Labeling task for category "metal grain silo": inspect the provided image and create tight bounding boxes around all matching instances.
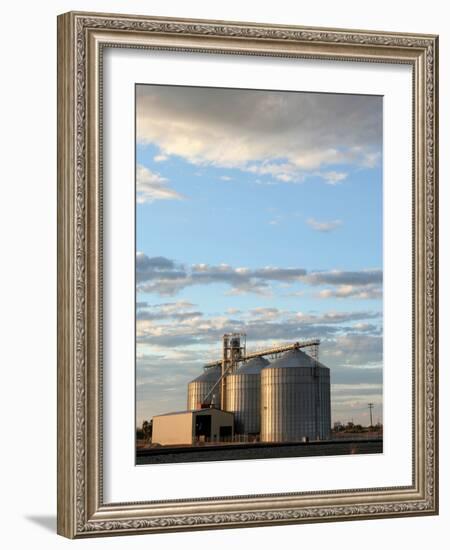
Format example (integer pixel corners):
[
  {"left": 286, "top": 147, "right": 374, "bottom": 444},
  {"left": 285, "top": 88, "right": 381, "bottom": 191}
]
[
  {"left": 260, "top": 349, "right": 330, "bottom": 442},
  {"left": 225, "top": 356, "right": 269, "bottom": 435},
  {"left": 187, "top": 366, "right": 221, "bottom": 410}
]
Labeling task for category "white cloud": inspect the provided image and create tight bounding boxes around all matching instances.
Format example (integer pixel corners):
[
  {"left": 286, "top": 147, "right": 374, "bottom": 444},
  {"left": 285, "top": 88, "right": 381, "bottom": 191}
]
[
  {"left": 303, "top": 269, "right": 382, "bottom": 286},
  {"left": 136, "top": 86, "right": 382, "bottom": 182},
  {"left": 321, "top": 171, "right": 348, "bottom": 185},
  {"left": 137, "top": 254, "right": 308, "bottom": 295},
  {"left": 136, "top": 164, "right": 184, "bottom": 203},
  {"left": 352, "top": 322, "right": 376, "bottom": 331},
  {"left": 322, "top": 333, "right": 382, "bottom": 365},
  {"left": 248, "top": 307, "right": 282, "bottom": 320},
  {"left": 153, "top": 153, "right": 169, "bottom": 162},
  {"left": 247, "top": 162, "right": 305, "bottom": 183},
  {"left": 318, "top": 284, "right": 382, "bottom": 300},
  {"left": 137, "top": 301, "right": 203, "bottom": 322},
  {"left": 248, "top": 164, "right": 349, "bottom": 186},
  {"left": 307, "top": 218, "right": 343, "bottom": 232},
  {"left": 137, "top": 304, "right": 381, "bottom": 348}
]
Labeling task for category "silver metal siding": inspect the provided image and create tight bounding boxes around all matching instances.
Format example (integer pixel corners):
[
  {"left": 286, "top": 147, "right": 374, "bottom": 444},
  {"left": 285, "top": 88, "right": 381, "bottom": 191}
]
[
  {"left": 261, "top": 365, "right": 331, "bottom": 442},
  {"left": 225, "top": 373, "right": 261, "bottom": 434},
  {"left": 186, "top": 366, "right": 222, "bottom": 410}
]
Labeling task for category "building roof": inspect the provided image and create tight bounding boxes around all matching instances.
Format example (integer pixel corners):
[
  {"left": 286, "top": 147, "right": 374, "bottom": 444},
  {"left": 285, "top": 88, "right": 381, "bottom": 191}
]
[{"left": 154, "top": 410, "right": 192, "bottom": 417}]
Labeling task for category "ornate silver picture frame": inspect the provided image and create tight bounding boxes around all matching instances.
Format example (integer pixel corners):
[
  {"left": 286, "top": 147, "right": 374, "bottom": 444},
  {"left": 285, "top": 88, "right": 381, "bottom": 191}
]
[{"left": 57, "top": 11, "right": 438, "bottom": 538}]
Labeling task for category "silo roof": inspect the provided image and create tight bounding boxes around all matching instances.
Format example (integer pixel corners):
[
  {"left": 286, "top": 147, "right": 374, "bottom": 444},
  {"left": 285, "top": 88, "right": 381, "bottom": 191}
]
[
  {"left": 190, "top": 365, "right": 221, "bottom": 383},
  {"left": 267, "top": 348, "right": 324, "bottom": 369},
  {"left": 237, "top": 356, "right": 270, "bottom": 374}
]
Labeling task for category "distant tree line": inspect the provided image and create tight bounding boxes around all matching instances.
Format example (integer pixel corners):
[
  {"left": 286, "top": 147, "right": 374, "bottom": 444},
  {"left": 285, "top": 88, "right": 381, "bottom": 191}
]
[
  {"left": 136, "top": 420, "right": 152, "bottom": 443},
  {"left": 332, "top": 421, "right": 383, "bottom": 434}
]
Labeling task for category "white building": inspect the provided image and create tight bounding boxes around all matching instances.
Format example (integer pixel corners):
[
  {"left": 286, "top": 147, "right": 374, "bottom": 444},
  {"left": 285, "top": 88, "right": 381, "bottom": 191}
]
[{"left": 152, "top": 408, "right": 234, "bottom": 446}]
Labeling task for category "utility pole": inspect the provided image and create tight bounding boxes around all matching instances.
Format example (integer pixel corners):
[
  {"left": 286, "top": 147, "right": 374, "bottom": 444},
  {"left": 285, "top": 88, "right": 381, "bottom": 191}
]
[{"left": 368, "top": 403, "right": 374, "bottom": 428}]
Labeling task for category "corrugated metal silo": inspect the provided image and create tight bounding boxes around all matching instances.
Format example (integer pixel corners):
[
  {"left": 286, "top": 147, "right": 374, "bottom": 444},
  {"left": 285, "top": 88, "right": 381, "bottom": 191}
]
[
  {"left": 187, "top": 366, "right": 221, "bottom": 410},
  {"left": 260, "top": 349, "right": 331, "bottom": 442},
  {"left": 225, "top": 356, "right": 269, "bottom": 434}
]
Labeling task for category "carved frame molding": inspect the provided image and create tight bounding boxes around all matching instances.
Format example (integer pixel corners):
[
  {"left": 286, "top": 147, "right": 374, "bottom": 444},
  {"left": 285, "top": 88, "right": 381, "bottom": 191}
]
[{"left": 57, "top": 12, "right": 438, "bottom": 538}]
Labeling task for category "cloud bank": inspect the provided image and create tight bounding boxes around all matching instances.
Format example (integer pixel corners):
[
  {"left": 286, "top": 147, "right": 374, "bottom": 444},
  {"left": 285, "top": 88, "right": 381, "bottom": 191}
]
[
  {"left": 137, "top": 85, "right": 382, "bottom": 184},
  {"left": 136, "top": 253, "right": 382, "bottom": 298}
]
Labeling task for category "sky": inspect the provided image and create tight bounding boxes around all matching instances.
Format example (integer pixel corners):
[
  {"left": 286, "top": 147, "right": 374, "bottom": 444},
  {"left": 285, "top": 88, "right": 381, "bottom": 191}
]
[{"left": 135, "top": 84, "right": 383, "bottom": 427}]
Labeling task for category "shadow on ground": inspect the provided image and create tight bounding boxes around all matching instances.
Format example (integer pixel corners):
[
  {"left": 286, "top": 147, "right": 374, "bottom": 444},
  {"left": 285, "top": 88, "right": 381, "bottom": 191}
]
[{"left": 25, "top": 515, "right": 56, "bottom": 533}]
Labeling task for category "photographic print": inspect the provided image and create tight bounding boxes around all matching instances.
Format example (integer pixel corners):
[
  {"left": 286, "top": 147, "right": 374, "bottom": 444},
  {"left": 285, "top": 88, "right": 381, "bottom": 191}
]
[{"left": 135, "top": 84, "right": 383, "bottom": 465}]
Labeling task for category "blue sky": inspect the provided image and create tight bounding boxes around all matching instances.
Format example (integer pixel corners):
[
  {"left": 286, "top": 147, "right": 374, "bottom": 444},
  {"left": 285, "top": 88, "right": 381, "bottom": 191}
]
[{"left": 135, "top": 85, "right": 383, "bottom": 426}]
